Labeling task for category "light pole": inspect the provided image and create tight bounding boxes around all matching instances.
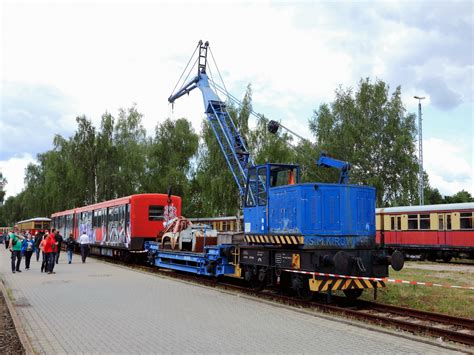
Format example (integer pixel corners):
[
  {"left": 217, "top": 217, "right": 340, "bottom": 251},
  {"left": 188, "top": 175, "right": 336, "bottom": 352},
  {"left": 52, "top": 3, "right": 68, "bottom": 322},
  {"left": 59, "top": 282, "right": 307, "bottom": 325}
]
[{"left": 414, "top": 96, "right": 425, "bottom": 205}]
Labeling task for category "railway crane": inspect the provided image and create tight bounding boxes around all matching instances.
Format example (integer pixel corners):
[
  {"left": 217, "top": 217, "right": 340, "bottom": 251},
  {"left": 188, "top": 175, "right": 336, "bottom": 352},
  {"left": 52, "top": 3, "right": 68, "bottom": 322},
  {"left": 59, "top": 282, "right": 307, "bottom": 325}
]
[{"left": 162, "top": 40, "right": 403, "bottom": 299}]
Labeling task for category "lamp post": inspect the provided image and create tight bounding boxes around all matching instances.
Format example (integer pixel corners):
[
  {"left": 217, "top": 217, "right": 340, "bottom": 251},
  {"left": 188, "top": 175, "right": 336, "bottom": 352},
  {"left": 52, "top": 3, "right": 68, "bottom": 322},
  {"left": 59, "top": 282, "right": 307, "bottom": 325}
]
[{"left": 414, "top": 96, "right": 425, "bottom": 205}]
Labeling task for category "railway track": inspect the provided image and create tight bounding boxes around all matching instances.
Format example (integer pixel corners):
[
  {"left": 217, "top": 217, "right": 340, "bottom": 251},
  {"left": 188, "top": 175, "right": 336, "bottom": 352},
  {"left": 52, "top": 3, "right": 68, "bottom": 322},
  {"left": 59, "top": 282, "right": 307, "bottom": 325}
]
[{"left": 97, "top": 256, "right": 474, "bottom": 348}]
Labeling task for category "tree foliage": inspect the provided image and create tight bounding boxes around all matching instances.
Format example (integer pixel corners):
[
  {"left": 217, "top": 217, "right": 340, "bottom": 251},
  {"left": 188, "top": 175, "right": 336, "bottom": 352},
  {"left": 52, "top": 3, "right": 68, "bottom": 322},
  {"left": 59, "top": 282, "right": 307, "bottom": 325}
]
[
  {"left": 0, "top": 172, "right": 6, "bottom": 205},
  {"left": 0, "top": 79, "right": 471, "bottom": 225},
  {"left": 309, "top": 78, "right": 419, "bottom": 207}
]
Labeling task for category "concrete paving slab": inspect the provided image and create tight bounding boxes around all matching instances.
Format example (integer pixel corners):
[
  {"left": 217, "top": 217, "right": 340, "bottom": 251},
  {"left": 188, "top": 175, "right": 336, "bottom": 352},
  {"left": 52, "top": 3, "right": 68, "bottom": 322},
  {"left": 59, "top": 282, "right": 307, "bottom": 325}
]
[{"left": 0, "top": 248, "right": 462, "bottom": 354}]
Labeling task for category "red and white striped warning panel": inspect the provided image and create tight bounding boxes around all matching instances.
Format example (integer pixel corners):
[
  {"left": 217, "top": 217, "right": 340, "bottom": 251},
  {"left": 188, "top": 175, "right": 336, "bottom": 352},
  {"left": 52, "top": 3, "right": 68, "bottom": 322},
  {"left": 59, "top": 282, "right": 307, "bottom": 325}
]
[{"left": 284, "top": 269, "right": 474, "bottom": 290}]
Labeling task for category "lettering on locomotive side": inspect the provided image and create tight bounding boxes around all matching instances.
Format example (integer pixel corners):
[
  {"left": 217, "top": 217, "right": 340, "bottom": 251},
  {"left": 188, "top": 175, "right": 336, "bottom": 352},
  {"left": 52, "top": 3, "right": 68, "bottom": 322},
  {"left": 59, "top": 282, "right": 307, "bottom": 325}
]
[
  {"left": 274, "top": 252, "right": 293, "bottom": 268},
  {"left": 304, "top": 236, "right": 373, "bottom": 248},
  {"left": 241, "top": 249, "right": 270, "bottom": 266}
]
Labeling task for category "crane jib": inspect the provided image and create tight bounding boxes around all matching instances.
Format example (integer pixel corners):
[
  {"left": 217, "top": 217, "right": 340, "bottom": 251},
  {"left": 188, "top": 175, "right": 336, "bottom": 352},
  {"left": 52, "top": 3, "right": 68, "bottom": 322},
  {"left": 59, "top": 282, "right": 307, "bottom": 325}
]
[{"left": 168, "top": 41, "right": 254, "bottom": 198}]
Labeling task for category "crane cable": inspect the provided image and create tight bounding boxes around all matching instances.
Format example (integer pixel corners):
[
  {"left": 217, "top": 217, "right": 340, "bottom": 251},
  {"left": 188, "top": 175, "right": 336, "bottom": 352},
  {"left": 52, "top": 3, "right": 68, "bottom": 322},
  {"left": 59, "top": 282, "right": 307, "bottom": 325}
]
[{"left": 169, "top": 42, "right": 200, "bottom": 100}]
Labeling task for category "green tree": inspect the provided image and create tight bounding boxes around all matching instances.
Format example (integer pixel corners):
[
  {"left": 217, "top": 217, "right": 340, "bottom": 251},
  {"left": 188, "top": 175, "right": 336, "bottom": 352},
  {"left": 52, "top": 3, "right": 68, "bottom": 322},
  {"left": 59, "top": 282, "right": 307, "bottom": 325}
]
[
  {"left": 248, "top": 115, "right": 295, "bottom": 165},
  {"left": 0, "top": 172, "right": 6, "bottom": 205},
  {"left": 113, "top": 106, "right": 147, "bottom": 196},
  {"left": 96, "top": 112, "right": 118, "bottom": 201},
  {"left": 422, "top": 171, "right": 443, "bottom": 205},
  {"left": 309, "top": 78, "right": 419, "bottom": 207},
  {"left": 444, "top": 190, "right": 474, "bottom": 203},
  {"left": 192, "top": 85, "right": 253, "bottom": 217},
  {"left": 146, "top": 117, "right": 199, "bottom": 215}
]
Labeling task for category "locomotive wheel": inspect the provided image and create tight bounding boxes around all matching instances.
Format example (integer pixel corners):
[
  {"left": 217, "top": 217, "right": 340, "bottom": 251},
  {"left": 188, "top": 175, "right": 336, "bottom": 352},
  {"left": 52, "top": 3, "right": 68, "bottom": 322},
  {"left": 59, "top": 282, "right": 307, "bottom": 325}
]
[
  {"left": 442, "top": 256, "right": 452, "bottom": 263},
  {"left": 343, "top": 289, "right": 363, "bottom": 300},
  {"left": 245, "top": 267, "right": 265, "bottom": 292},
  {"left": 291, "top": 275, "right": 313, "bottom": 301},
  {"left": 249, "top": 278, "right": 265, "bottom": 292},
  {"left": 296, "top": 283, "right": 313, "bottom": 301}
]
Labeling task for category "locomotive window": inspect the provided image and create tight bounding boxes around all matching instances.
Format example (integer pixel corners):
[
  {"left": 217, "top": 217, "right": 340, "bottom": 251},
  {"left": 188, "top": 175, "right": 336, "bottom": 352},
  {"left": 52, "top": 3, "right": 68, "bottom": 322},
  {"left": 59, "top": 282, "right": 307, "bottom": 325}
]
[
  {"left": 258, "top": 168, "right": 267, "bottom": 206},
  {"left": 419, "top": 214, "right": 430, "bottom": 230},
  {"left": 269, "top": 166, "right": 298, "bottom": 187},
  {"left": 460, "top": 212, "right": 473, "bottom": 229},
  {"left": 149, "top": 205, "right": 164, "bottom": 221},
  {"left": 245, "top": 167, "right": 257, "bottom": 207},
  {"left": 408, "top": 214, "right": 418, "bottom": 230}
]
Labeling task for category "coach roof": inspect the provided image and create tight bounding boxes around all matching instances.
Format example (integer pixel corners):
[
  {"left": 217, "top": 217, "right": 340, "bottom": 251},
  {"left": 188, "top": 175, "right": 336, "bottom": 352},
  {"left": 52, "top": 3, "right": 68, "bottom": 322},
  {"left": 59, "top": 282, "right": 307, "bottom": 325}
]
[{"left": 376, "top": 202, "right": 474, "bottom": 214}]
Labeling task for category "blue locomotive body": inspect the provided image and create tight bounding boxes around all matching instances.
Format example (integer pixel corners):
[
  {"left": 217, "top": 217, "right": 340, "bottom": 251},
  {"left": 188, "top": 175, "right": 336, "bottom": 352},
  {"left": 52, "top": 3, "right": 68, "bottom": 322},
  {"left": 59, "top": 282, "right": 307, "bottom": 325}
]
[{"left": 243, "top": 164, "right": 375, "bottom": 249}]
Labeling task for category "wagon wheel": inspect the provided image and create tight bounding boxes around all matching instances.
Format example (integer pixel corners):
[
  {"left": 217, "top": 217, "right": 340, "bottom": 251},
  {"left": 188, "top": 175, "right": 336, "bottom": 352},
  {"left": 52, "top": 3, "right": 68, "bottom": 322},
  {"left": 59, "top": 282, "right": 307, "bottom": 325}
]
[
  {"left": 343, "top": 289, "right": 363, "bottom": 301},
  {"left": 442, "top": 255, "right": 452, "bottom": 263},
  {"left": 161, "top": 237, "right": 172, "bottom": 250}
]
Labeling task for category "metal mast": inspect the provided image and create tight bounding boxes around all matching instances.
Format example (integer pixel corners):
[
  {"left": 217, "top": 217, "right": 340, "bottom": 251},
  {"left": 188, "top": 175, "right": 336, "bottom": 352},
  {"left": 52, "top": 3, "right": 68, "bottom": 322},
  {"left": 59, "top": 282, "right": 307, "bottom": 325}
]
[{"left": 414, "top": 96, "right": 425, "bottom": 205}]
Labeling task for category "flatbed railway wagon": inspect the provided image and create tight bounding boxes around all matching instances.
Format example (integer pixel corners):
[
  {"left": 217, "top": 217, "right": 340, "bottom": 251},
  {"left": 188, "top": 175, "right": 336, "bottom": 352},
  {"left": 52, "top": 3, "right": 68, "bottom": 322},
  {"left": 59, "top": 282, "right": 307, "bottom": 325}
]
[
  {"left": 51, "top": 193, "right": 181, "bottom": 259},
  {"left": 376, "top": 203, "right": 474, "bottom": 261},
  {"left": 15, "top": 217, "right": 51, "bottom": 235}
]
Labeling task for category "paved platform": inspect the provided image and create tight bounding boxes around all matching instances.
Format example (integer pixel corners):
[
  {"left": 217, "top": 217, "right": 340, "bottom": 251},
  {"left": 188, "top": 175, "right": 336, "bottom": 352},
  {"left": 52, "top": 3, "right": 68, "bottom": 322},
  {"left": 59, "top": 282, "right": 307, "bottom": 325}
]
[{"left": 0, "top": 247, "right": 460, "bottom": 354}]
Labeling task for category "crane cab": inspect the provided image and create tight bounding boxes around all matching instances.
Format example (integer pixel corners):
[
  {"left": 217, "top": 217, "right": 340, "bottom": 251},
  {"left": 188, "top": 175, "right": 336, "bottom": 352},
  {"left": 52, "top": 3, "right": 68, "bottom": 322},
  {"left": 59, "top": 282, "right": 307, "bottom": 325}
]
[{"left": 243, "top": 163, "right": 300, "bottom": 234}]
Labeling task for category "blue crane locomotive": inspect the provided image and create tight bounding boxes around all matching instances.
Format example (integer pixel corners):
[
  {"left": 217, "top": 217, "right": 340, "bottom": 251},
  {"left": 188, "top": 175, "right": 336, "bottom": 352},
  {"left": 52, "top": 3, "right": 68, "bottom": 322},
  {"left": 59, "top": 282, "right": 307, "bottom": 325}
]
[{"left": 148, "top": 40, "right": 403, "bottom": 299}]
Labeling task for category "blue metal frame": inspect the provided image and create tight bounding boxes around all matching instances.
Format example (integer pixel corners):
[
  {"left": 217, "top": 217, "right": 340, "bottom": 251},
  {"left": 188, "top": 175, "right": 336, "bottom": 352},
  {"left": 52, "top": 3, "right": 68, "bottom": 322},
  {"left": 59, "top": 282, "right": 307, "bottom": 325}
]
[
  {"left": 317, "top": 153, "right": 351, "bottom": 184},
  {"left": 147, "top": 242, "right": 235, "bottom": 276}
]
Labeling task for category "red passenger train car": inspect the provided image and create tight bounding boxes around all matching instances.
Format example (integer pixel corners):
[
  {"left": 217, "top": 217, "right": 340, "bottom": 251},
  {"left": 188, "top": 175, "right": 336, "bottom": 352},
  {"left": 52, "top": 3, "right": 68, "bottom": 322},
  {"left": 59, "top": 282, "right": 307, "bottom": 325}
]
[
  {"left": 376, "top": 203, "right": 474, "bottom": 261},
  {"left": 51, "top": 194, "right": 181, "bottom": 258}
]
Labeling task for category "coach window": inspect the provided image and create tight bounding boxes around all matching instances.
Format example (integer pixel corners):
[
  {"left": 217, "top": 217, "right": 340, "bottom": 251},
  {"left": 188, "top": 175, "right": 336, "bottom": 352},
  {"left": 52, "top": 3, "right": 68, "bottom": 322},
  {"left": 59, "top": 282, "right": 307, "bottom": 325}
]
[
  {"left": 390, "top": 216, "right": 395, "bottom": 230},
  {"left": 419, "top": 214, "right": 430, "bottom": 230},
  {"left": 408, "top": 214, "right": 418, "bottom": 230},
  {"left": 460, "top": 212, "right": 473, "bottom": 229},
  {"left": 438, "top": 215, "right": 444, "bottom": 230},
  {"left": 149, "top": 206, "right": 164, "bottom": 221},
  {"left": 446, "top": 214, "right": 452, "bottom": 230}
]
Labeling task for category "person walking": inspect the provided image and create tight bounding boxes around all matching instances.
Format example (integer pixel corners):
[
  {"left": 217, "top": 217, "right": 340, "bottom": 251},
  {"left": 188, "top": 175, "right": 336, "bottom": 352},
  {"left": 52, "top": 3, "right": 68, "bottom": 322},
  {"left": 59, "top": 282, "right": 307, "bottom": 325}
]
[
  {"left": 54, "top": 230, "right": 63, "bottom": 264},
  {"left": 50, "top": 229, "right": 57, "bottom": 267},
  {"left": 21, "top": 234, "right": 36, "bottom": 270},
  {"left": 4, "top": 232, "right": 10, "bottom": 250},
  {"left": 79, "top": 231, "right": 90, "bottom": 263},
  {"left": 34, "top": 231, "right": 44, "bottom": 261},
  {"left": 47, "top": 232, "right": 58, "bottom": 274},
  {"left": 65, "top": 233, "right": 78, "bottom": 264},
  {"left": 40, "top": 232, "right": 57, "bottom": 274},
  {"left": 39, "top": 234, "right": 48, "bottom": 273},
  {"left": 8, "top": 230, "right": 24, "bottom": 273}
]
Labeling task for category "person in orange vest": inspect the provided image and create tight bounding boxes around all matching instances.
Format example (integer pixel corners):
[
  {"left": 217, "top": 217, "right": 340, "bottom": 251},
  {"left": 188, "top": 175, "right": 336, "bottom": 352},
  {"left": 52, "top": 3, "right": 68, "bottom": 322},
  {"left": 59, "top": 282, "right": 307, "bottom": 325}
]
[{"left": 42, "top": 232, "right": 58, "bottom": 274}]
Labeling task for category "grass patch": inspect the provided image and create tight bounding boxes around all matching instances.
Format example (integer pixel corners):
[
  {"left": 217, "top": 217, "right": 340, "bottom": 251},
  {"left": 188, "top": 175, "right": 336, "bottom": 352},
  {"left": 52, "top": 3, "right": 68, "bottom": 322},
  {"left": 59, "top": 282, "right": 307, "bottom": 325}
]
[
  {"left": 6, "top": 287, "right": 14, "bottom": 302},
  {"left": 360, "top": 264, "right": 474, "bottom": 318}
]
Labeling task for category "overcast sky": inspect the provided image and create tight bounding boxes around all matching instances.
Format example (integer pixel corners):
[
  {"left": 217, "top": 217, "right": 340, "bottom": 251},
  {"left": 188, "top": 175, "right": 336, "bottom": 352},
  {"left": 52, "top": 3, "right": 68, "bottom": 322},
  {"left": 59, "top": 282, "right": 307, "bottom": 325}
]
[{"left": 1, "top": 0, "right": 473, "bottom": 199}]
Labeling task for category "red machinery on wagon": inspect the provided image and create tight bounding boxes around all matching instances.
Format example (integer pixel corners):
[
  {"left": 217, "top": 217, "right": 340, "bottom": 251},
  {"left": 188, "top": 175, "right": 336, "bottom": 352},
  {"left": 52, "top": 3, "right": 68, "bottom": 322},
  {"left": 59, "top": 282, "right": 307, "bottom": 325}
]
[
  {"left": 376, "top": 203, "right": 474, "bottom": 261},
  {"left": 51, "top": 193, "right": 181, "bottom": 259}
]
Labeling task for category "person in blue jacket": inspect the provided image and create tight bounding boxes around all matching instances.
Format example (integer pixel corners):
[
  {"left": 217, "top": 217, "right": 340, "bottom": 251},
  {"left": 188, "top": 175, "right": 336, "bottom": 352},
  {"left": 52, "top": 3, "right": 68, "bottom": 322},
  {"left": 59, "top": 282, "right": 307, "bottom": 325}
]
[{"left": 21, "top": 233, "right": 36, "bottom": 270}]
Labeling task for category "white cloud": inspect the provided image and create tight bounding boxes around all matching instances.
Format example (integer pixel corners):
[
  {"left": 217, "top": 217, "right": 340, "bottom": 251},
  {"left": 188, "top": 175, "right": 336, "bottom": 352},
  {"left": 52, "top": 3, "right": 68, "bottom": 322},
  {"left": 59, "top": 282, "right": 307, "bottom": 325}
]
[
  {"left": 424, "top": 137, "right": 473, "bottom": 196},
  {"left": 0, "top": 154, "right": 36, "bottom": 198},
  {"left": 1, "top": 0, "right": 472, "bottom": 199}
]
